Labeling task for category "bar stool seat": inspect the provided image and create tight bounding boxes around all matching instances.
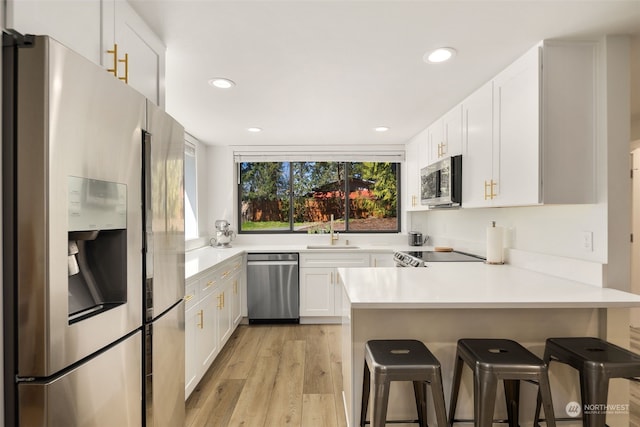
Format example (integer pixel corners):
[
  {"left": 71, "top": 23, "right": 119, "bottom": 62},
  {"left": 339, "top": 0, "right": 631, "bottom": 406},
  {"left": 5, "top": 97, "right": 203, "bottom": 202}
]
[
  {"left": 448, "top": 338, "right": 556, "bottom": 427},
  {"left": 534, "top": 337, "right": 640, "bottom": 427},
  {"left": 361, "top": 339, "right": 448, "bottom": 427}
]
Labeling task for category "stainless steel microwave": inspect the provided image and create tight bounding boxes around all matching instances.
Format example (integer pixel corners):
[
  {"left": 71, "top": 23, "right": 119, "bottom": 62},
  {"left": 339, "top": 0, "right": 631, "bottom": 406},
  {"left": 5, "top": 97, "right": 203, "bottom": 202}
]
[{"left": 420, "top": 155, "right": 462, "bottom": 207}]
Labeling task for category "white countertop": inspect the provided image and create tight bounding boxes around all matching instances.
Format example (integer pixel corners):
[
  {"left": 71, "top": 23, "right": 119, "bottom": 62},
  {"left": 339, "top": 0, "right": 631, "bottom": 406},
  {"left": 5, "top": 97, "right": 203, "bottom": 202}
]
[
  {"left": 338, "top": 263, "right": 640, "bottom": 309},
  {"left": 184, "top": 243, "right": 405, "bottom": 279}
]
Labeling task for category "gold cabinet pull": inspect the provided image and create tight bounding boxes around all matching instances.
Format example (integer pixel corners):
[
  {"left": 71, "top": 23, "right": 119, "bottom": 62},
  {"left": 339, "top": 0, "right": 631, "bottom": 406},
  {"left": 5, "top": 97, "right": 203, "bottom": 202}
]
[
  {"left": 184, "top": 294, "right": 194, "bottom": 302},
  {"left": 106, "top": 43, "right": 129, "bottom": 83},
  {"left": 118, "top": 52, "right": 129, "bottom": 84},
  {"left": 197, "top": 309, "right": 203, "bottom": 329},
  {"left": 233, "top": 280, "right": 238, "bottom": 295},
  {"left": 204, "top": 280, "right": 215, "bottom": 289},
  {"left": 107, "top": 44, "right": 119, "bottom": 77},
  {"left": 217, "top": 293, "right": 225, "bottom": 309},
  {"left": 484, "top": 180, "right": 497, "bottom": 200}
]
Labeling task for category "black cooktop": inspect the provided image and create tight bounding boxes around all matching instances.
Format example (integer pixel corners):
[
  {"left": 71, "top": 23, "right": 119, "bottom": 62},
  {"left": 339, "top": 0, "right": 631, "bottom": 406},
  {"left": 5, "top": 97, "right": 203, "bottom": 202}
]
[{"left": 405, "top": 250, "right": 485, "bottom": 262}]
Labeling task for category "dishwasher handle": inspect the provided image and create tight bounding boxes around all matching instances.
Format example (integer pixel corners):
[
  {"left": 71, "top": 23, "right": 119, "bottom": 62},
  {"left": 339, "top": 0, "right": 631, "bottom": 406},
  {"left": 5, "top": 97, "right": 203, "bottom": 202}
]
[{"left": 247, "top": 260, "right": 299, "bottom": 266}]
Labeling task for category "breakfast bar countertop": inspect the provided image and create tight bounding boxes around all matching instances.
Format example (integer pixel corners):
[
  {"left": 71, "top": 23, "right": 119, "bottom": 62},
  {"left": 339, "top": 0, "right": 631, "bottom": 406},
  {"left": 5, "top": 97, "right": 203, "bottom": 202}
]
[{"left": 337, "top": 263, "right": 640, "bottom": 309}]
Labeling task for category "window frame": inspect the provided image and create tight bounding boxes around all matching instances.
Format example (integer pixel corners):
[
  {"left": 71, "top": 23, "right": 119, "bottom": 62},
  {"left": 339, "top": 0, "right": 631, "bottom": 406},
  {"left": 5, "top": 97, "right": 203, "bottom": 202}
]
[
  {"left": 237, "top": 160, "right": 401, "bottom": 234},
  {"left": 184, "top": 139, "right": 199, "bottom": 241}
]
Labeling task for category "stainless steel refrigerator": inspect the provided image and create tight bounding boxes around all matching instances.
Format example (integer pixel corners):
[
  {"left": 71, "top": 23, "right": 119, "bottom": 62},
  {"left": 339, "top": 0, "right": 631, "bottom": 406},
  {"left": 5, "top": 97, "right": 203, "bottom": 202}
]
[{"left": 2, "top": 33, "right": 185, "bottom": 426}]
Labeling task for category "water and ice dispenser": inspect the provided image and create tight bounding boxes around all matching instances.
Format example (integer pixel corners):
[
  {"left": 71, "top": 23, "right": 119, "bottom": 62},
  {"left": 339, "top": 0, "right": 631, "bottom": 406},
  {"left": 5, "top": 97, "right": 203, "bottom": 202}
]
[{"left": 67, "top": 177, "right": 128, "bottom": 323}]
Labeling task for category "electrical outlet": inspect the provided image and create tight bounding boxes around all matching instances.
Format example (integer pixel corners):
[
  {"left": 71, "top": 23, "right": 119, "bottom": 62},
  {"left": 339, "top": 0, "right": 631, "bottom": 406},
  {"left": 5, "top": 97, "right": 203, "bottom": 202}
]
[{"left": 581, "top": 231, "right": 593, "bottom": 251}]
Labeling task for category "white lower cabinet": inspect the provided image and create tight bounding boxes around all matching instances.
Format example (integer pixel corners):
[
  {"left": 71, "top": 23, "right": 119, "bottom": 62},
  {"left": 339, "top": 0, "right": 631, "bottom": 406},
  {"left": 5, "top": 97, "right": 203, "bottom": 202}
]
[
  {"left": 184, "top": 280, "right": 198, "bottom": 398},
  {"left": 300, "top": 267, "right": 335, "bottom": 316},
  {"left": 370, "top": 252, "right": 395, "bottom": 267},
  {"left": 299, "top": 252, "right": 370, "bottom": 318},
  {"left": 185, "top": 254, "right": 244, "bottom": 399}
]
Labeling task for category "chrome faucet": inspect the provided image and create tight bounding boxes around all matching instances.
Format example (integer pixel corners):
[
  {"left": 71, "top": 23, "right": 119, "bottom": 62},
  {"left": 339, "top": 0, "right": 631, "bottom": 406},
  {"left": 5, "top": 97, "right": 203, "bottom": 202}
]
[{"left": 330, "top": 214, "right": 339, "bottom": 245}]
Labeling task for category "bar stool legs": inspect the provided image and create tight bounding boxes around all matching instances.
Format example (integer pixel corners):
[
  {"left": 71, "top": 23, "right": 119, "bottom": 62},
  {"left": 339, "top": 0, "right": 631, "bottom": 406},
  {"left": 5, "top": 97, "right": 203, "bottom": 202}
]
[
  {"left": 449, "top": 338, "right": 556, "bottom": 427},
  {"left": 534, "top": 337, "right": 640, "bottom": 427},
  {"left": 360, "top": 339, "right": 448, "bottom": 427}
]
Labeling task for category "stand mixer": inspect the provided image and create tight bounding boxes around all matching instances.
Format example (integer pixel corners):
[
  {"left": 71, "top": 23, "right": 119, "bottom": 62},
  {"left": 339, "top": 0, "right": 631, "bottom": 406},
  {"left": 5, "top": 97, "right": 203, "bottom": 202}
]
[{"left": 210, "top": 220, "right": 236, "bottom": 248}]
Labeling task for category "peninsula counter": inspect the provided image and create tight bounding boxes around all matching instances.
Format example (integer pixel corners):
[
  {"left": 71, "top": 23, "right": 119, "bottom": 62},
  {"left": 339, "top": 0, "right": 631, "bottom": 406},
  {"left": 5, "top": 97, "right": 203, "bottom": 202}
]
[{"left": 338, "top": 264, "right": 640, "bottom": 427}]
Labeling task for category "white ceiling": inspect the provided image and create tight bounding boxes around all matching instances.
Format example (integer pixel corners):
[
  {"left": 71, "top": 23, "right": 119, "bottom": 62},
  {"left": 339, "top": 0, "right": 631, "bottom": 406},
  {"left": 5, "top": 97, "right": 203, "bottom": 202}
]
[{"left": 129, "top": 0, "right": 640, "bottom": 147}]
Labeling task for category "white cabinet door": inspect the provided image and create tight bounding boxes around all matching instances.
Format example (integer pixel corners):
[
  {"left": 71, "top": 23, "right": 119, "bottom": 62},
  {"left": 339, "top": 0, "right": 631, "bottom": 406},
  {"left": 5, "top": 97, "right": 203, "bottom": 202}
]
[
  {"left": 370, "top": 253, "right": 395, "bottom": 267},
  {"left": 216, "top": 285, "right": 232, "bottom": 347},
  {"left": 184, "top": 280, "right": 198, "bottom": 399},
  {"left": 299, "top": 267, "right": 335, "bottom": 316},
  {"left": 462, "top": 81, "right": 494, "bottom": 208},
  {"left": 113, "top": 0, "right": 165, "bottom": 107},
  {"left": 184, "top": 302, "right": 198, "bottom": 399},
  {"left": 196, "top": 290, "right": 218, "bottom": 374},
  {"left": 426, "top": 118, "right": 444, "bottom": 165},
  {"left": 405, "top": 132, "right": 429, "bottom": 211},
  {"left": 493, "top": 45, "right": 540, "bottom": 206},
  {"left": 102, "top": 0, "right": 166, "bottom": 107},
  {"left": 6, "top": 0, "right": 103, "bottom": 65},
  {"left": 443, "top": 105, "right": 463, "bottom": 158}
]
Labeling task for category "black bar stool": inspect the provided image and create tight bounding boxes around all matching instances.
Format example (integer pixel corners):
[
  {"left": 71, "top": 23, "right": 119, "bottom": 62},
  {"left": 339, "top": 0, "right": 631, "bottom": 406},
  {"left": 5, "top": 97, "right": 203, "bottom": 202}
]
[
  {"left": 533, "top": 337, "right": 640, "bottom": 427},
  {"left": 360, "top": 339, "right": 448, "bottom": 427},
  {"left": 448, "top": 338, "right": 556, "bottom": 427}
]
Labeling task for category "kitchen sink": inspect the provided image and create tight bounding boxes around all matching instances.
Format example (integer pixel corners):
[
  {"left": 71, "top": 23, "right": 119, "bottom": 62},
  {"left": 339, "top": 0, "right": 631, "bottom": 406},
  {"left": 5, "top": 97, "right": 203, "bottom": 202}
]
[{"left": 306, "top": 245, "right": 360, "bottom": 249}]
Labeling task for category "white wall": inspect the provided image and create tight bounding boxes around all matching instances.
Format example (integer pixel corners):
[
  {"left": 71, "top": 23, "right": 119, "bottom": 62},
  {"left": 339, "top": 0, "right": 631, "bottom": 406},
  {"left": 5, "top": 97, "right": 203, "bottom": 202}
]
[
  {"left": 185, "top": 134, "right": 211, "bottom": 251},
  {"left": 206, "top": 144, "right": 236, "bottom": 237},
  {"left": 409, "top": 36, "right": 632, "bottom": 292}
]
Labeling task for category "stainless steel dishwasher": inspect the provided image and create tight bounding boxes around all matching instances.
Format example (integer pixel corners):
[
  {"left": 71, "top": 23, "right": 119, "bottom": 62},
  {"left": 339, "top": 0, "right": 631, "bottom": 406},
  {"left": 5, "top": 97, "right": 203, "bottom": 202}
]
[{"left": 247, "top": 253, "right": 299, "bottom": 324}]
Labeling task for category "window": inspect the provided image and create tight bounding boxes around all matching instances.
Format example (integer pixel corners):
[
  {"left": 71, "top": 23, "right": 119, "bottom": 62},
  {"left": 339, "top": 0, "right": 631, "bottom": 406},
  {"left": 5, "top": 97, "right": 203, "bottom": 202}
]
[
  {"left": 239, "top": 161, "right": 400, "bottom": 233},
  {"left": 184, "top": 141, "right": 198, "bottom": 240}
]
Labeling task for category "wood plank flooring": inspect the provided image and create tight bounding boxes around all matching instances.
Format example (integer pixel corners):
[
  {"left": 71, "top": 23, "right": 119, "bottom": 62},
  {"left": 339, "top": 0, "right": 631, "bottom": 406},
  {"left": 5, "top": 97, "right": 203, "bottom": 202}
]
[{"left": 186, "top": 324, "right": 347, "bottom": 427}]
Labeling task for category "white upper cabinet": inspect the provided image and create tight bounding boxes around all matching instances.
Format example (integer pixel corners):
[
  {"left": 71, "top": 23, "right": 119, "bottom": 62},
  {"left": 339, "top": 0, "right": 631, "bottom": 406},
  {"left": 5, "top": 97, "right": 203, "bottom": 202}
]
[
  {"left": 7, "top": 0, "right": 165, "bottom": 108},
  {"left": 426, "top": 105, "right": 463, "bottom": 165},
  {"left": 492, "top": 43, "right": 541, "bottom": 206},
  {"left": 461, "top": 81, "right": 494, "bottom": 208},
  {"left": 6, "top": 0, "right": 103, "bottom": 65},
  {"left": 405, "top": 129, "right": 429, "bottom": 211},
  {"left": 489, "top": 40, "right": 597, "bottom": 206},
  {"left": 102, "top": 0, "right": 166, "bottom": 107},
  {"left": 443, "top": 39, "right": 596, "bottom": 209}
]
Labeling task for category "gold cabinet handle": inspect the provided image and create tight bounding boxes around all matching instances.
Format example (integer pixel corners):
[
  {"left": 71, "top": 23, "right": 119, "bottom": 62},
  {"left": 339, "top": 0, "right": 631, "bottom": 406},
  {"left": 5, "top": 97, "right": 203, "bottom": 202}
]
[
  {"left": 197, "top": 309, "right": 203, "bottom": 329},
  {"left": 107, "top": 44, "right": 119, "bottom": 77},
  {"left": 217, "top": 292, "right": 225, "bottom": 309},
  {"left": 222, "top": 270, "right": 230, "bottom": 278},
  {"left": 106, "top": 44, "right": 129, "bottom": 83},
  {"left": 233, "top": 279, "right": 238, "bottom": 295},
  {"left": 184, "top": 294, "right": 194, "bottom": 302},
  {"left": 204, "top": 280, "right": 215, "bottom": 289},
  {"left": 484, "top": 180, "right": 497, "bottom": 200},
  {"left": 118, "top": 52, "right": 129, "bottom": 84}
]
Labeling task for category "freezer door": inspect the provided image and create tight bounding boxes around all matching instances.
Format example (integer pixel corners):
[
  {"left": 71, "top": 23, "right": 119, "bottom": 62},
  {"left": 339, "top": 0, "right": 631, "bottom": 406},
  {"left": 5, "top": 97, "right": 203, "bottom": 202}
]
[
  {"left": 145, "top": 300, "right": 185, "bottom": 426},
  {"left": 144, "top": 101, "right": 185, "bottom": 321},
  {"left": 18, "top": 331, "right": 142, "bottom": 426},
  {"left": 13, "top": 36, "right": 145, "bottom": 377}
]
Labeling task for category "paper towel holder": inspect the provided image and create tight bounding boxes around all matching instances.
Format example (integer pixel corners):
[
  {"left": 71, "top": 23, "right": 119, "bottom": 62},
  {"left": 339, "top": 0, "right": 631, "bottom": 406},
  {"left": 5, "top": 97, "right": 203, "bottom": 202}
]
[{"left": 485, "top": 221, "right": 505, "bottom": 265}]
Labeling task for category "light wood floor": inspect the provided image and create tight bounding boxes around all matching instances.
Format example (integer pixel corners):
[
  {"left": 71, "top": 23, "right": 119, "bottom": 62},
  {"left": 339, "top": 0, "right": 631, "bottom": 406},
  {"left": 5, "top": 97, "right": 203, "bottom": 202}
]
[{"left": 185, "top": 324, "right": 348, "bottom": 427}]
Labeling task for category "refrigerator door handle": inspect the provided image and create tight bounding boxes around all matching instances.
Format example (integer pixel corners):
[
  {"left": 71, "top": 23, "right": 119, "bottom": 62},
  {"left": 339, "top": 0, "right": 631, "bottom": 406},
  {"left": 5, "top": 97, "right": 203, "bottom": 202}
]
[{"left": 143, "top": 131, "right": 154, "bottom": 321}]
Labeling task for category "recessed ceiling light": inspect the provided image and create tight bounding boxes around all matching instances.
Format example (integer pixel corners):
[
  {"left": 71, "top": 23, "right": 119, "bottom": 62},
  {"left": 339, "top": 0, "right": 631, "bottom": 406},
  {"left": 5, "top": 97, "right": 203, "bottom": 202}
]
[
  {"left": 374, "top": 126, "right": 390, "bottom": 132},
  {"left": 424, "top": 47, "right": 457, "bottom": 64},
  {"left": 247, "top": 127, "right": 262, "bottom": 133},
  {"left": 208, "top": 78, "right": 235, "bottom": 89}
]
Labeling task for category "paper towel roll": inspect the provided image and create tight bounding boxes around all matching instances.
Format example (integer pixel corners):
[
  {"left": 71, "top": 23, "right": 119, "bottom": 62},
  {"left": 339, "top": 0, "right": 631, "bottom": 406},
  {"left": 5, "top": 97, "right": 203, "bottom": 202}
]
[{"left": 486, "top": 222, "right": 504, "bottom": 264}]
